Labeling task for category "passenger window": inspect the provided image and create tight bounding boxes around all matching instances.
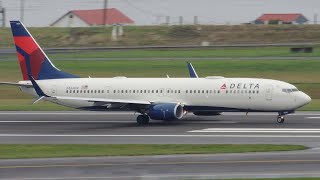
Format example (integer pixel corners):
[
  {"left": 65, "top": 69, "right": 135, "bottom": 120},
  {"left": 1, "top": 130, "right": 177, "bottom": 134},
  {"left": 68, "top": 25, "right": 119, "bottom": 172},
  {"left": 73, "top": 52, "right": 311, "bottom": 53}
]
[
  {"left": 98, "top": 90, "right": 100, "bottom": 93},
  {"left": 144, "top": 90, "right": 147, "bottom": 93},
  {"left": 178, "top": 90, "right": 181, "bottom": 93},
  {"left": 218, "top": 90, "right": 220, "bottom": 93},
  {"left": 194, "top": 90, "right": 196, "bottom": 93},
  {"left": 186, "top": 90, "right": 188, "bottom": 93},
  {"left": 206, "top": 90, "right": 209, "bottom": 93},
  {"left": 152, "top": 90, "right": 154, "bottom": 93},
  {"left": 209, "top": 90, "right": 212, "bottom": 94},
  {"left": 156, "top": 90, "right": 159, "bottom": 93},
  {"left": 226, "top": 90, "right": 228, "bottom": 94}
]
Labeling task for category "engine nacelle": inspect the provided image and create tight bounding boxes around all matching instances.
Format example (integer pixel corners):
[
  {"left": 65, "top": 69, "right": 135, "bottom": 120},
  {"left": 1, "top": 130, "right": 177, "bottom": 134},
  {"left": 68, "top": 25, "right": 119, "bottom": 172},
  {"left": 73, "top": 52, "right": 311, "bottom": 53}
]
[
  {"left": 148, "top": 103, "right": 184, "bottom": 120},
  {"left": 193, "top": 111, "right": 222, "bottom": 116}
]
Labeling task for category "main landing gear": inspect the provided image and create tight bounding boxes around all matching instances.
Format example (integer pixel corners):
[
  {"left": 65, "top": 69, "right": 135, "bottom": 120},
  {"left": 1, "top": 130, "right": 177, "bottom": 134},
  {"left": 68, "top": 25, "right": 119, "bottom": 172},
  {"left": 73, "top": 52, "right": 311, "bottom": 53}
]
[
  {"left": 137, "top": 115, "right": 150, "bottom": 125},
  {"left": 277, "top": 115, "right": 285, "bottom": 123}
]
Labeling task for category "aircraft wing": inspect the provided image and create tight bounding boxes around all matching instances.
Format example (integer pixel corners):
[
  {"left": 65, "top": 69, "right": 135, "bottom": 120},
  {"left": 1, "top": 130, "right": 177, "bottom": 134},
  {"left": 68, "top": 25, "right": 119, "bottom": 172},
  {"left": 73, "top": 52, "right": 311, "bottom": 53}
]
[{"left": 0, "top": 82, "right": 33, "bottom": 87}]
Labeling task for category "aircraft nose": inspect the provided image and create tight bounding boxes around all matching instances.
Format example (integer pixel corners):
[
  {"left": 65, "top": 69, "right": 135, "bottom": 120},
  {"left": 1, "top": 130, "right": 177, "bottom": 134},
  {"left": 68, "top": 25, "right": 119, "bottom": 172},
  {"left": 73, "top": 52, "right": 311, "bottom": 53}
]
[{"left": 296, "top": 92, "right": 311, "bottom": 107}]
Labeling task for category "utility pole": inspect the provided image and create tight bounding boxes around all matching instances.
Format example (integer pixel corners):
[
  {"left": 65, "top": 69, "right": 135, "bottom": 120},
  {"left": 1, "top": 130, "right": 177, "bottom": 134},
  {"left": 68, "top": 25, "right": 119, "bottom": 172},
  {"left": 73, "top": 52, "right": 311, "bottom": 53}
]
[
  {"left": 0, "top": 1, "right": 5, "bottom": 27},
  {"left": 20, "top": 0, "right": 25, "bottom": 23},
  {"left": 103, "top": 0, "right": 108, "bottom": 26}
]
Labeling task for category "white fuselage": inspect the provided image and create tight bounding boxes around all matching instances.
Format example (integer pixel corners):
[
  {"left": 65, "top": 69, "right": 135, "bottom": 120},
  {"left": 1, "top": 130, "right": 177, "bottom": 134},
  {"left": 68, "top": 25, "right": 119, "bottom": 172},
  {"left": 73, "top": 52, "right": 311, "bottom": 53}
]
[{"left": 19, "top": 77, "right": 311, "bottom": 113}]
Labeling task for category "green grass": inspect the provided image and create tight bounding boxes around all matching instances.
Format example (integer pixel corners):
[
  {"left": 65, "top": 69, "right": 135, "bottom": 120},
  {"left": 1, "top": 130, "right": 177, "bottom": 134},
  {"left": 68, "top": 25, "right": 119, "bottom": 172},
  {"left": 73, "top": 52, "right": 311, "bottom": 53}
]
[
  {"left": 0, "top": 144, "right": 307, "bottom": 159},
  {"left": 1, "top": 60, "right": 320, "bottom": 83},
  {"left": 2, "top": 47, "right": 320, "bottom": 60},
  {"left": 2, "top": 25, "right": 320, "bottom": 48}
]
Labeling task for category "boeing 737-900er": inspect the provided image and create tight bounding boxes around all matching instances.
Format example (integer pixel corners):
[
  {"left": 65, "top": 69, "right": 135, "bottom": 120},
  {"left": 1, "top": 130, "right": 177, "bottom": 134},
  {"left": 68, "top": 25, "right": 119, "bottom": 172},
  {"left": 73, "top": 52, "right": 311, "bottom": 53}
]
[{"left": 0, "top": 21, "right": 311, "bottom": 124}]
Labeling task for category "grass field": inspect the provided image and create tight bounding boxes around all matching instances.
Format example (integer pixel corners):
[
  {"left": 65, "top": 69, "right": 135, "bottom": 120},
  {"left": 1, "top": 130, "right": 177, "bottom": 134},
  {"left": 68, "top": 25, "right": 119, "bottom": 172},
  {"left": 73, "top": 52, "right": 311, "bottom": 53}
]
[
  {"left": 0, "top": 144, "right": 306, "bottom": 159},
  {"left": 1, "top": 25, "right": 320, "bottom": 48},
  {"left": 2, "top": 47, "right": 320, "bottom": 61},
  {"left": 0, "top": 58, "right": 320, "bottom": 111}
]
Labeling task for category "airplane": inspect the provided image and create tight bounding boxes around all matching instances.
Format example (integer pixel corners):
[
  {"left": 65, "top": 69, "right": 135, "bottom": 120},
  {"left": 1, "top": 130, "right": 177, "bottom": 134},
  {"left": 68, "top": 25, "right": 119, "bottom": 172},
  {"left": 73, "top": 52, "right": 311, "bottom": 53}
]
[{"left": 0, "top": 21, "right": 311, "bottom": 125}]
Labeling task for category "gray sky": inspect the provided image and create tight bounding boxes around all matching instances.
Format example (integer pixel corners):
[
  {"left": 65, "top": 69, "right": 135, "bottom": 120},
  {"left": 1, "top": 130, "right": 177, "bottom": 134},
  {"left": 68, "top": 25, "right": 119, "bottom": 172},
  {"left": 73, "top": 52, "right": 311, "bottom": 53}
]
[{"left": 1, "top": 0, "right": 320, "bottom": 26}]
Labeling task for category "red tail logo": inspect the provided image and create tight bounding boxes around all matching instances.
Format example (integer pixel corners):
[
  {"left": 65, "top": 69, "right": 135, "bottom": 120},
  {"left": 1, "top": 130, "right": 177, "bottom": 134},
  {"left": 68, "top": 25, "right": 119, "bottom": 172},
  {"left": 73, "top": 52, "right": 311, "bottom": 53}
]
[{"left": 220, "top": 83, "right": 226, "bottom": 89}]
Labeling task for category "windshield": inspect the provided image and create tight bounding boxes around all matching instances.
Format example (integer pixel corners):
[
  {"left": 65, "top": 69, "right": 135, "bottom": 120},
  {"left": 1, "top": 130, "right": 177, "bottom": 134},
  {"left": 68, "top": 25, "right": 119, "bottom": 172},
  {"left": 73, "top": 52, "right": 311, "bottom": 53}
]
[{"left": 282, "top": 88, "right": 299, "bottom": 93}]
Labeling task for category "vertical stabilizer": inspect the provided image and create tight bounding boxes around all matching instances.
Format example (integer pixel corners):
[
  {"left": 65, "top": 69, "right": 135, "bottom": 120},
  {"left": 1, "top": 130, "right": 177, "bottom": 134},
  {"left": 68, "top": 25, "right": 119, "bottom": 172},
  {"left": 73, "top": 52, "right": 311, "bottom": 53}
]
[{"left": 10, "top": 21, "right": 79, "bottom": 80}]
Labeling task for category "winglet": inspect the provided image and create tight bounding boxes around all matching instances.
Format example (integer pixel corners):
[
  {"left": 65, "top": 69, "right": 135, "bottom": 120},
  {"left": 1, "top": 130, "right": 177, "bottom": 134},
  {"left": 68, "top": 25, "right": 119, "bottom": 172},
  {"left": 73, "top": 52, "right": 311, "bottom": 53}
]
[
  {"left": 187, "top": 62, "right": 198, "bottom": 78},
  {"left": 28, "top": 75, "right": 49, "bottom": 97}
]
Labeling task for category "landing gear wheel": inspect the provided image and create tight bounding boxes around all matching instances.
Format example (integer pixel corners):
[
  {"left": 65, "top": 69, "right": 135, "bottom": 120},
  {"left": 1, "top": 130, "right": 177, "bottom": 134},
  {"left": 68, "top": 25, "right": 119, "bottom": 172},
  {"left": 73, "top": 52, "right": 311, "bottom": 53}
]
[
  {"left": 277, "top": 116, "right": 285, "bottom": 123},
  {"left": 137, "top": 115, "right": 150, "bottom": 125}
]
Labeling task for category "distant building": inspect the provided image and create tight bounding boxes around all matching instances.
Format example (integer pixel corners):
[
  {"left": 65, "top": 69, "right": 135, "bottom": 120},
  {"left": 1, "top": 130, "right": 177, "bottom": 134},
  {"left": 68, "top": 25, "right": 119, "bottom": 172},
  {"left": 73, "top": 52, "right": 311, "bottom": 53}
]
[
  {"left": 253, "top": 13, "right": 308, "bottom": 25},
  {"left": 51, "top": 8, "right": 134, "bottom": 27}
]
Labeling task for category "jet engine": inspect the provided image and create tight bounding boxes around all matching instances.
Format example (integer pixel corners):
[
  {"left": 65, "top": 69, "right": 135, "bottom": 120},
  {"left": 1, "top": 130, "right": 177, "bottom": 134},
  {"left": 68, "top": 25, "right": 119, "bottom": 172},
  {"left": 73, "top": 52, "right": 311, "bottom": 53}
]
[{"left": 148, "top": 103, "right": 184, "bottom": 120}]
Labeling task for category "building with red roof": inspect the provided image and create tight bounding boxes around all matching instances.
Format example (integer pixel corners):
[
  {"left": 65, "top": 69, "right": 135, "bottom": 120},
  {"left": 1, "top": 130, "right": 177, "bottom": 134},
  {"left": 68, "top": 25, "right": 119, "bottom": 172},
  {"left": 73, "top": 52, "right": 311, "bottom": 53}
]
[
  {"left": 254, "top": 13, "right": 308, "bottom": 25},
  {"left": 51, "top": 8, "right": 134, "bottom": 27}
]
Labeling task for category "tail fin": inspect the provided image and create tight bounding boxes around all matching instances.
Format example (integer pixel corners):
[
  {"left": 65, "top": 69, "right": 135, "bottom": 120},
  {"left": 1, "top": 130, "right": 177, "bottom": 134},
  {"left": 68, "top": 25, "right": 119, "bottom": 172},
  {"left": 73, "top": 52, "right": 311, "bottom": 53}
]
[{"left": 10, "top": 21, "right": 79, "bottom": 80}]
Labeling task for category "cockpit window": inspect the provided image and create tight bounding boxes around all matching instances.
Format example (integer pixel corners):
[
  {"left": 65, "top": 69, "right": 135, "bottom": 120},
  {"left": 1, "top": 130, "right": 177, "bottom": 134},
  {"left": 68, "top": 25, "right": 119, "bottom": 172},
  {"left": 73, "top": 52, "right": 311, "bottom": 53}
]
[{"left": 282, "top": 88, "right": 299, "bottom": 93}]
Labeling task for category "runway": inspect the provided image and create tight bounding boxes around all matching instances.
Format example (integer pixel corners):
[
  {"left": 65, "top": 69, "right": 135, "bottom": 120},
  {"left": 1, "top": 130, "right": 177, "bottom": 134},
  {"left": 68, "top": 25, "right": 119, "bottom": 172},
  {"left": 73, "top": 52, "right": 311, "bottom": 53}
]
[
  {"left": 1, "top": 111, "right": 320, "bottom": 179},
  {"left": 1, "top": 111, "right": 320, "bottom": 146},
  {"left": 1, "top": 150, "right": 320, "bottom": 180}
]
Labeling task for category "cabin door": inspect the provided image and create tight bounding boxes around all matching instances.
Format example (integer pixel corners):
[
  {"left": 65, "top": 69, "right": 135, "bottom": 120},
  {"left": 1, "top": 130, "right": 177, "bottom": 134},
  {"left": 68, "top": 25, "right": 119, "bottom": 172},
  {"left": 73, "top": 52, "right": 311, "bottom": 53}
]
[
  {"left": 265, "top": 85, "right": 273, "bottom": 101},
  {"left": 50, "top": 85, "right": 57, "bottom": 96}
]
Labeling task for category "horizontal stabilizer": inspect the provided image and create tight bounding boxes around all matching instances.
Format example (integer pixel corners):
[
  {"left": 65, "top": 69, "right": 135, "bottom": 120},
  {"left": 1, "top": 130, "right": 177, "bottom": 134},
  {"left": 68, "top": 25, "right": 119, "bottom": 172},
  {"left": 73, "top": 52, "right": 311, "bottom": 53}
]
[{"left": 0, "top": 82, "right": 33, "bottom": 87}]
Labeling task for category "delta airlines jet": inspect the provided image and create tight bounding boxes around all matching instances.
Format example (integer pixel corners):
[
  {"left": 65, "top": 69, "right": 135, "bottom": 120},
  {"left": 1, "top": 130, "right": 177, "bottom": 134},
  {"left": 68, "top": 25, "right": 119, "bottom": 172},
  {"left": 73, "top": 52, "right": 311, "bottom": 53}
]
[{"left": 0, "top": 21, "right": 311, "bottom": 124}]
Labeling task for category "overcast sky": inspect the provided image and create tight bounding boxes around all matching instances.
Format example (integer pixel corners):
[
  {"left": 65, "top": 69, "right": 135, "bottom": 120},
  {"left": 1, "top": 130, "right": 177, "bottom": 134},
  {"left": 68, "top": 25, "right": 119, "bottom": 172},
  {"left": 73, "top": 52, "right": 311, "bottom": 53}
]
[{"left": 1, "top": 0, "right": 320, "bottom": 26}]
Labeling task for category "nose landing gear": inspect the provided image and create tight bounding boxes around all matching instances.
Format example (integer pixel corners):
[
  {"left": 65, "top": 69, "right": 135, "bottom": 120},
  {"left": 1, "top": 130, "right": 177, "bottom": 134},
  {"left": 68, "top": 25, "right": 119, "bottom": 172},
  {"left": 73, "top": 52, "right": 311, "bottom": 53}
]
[{"left": 277, "top": 116, "right": 285, "bottom": 123}]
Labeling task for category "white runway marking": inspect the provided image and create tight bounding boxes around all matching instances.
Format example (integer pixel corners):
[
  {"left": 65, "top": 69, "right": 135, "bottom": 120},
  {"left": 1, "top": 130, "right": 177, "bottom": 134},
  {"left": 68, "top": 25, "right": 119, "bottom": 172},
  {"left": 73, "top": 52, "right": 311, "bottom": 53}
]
[
  {"left": 189, "top": 128, "right": 320, "bottom": 133},
  {"left": 1, "top": 134, "right": 320, "bottom": 138},
  {"left": 305, "top": 117, "right": 320, "bottom": 119}
]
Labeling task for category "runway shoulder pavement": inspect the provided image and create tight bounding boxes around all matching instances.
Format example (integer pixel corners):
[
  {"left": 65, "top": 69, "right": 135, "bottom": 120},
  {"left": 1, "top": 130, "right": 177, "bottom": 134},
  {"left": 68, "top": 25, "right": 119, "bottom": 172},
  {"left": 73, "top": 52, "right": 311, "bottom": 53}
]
[
  {"left": 1, "top": 111, "right": 320, "bottom": 146},
  {"left": 1, "top": 149, "right": 320, "bottom": 180}
]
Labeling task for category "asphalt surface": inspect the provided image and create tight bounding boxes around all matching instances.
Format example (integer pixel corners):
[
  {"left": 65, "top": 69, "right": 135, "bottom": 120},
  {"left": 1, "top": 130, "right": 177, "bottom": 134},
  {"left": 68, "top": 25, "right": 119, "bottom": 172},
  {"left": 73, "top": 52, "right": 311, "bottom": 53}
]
[
  {"left": 1, "top": 111, "right": 320, "bottom": 146},
  {"left": 1, "top": 149, "right": 320, "bottom": 180},
  {"left": 1, "top": 111, "right": 320, "bottom": 180}
]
